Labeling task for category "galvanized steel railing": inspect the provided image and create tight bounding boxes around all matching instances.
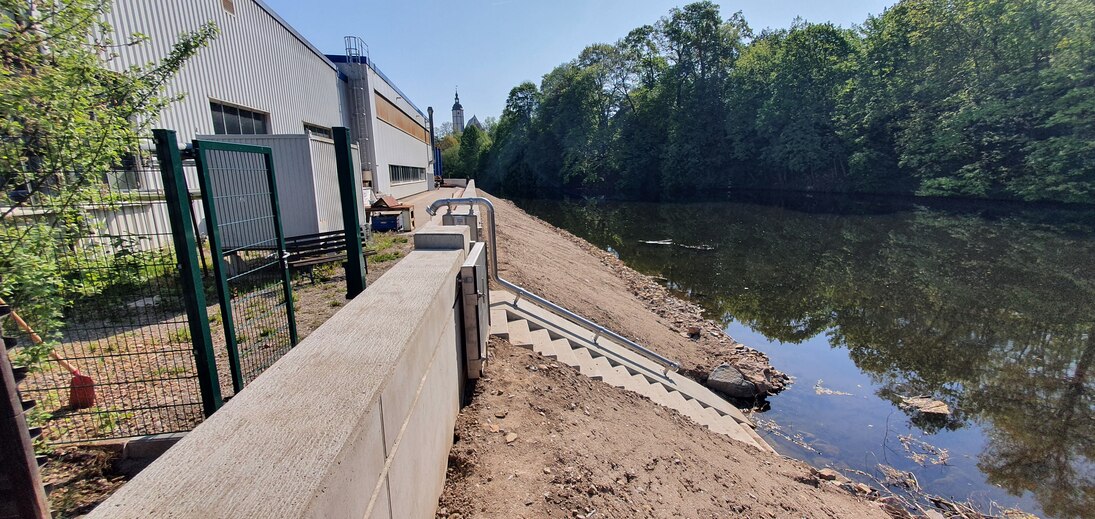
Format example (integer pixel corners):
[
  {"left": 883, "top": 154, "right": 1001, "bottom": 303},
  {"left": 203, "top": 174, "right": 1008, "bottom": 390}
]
[{"left": 426, "top": 196, "right": 681, "bottom": 373}]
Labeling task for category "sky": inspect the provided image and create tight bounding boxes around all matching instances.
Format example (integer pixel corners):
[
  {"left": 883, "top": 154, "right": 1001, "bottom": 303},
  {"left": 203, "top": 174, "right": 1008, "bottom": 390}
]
[{"left": 262, "top": 0, "right": 895, "bottom": 123}]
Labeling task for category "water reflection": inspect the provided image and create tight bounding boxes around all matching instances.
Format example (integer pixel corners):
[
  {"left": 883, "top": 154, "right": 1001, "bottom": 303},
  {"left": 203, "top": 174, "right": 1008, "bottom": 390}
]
[{"left": 514, "top": 194, "right": 1095, "bottom": 518}]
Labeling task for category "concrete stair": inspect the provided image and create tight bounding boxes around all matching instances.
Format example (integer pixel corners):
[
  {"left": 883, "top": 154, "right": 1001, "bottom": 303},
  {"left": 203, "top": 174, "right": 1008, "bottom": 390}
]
[{"left": 488, "top": 290, "right": 775, "bottom": 453}]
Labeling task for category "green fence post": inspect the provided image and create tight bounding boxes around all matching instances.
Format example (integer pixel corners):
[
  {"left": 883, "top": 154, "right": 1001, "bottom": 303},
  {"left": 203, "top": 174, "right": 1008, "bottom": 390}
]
[
  {"left": 334, "top": 127, "right": 367, "bottom": 299},
  {"left": 153, "top": 129, "right": 223, "bottom": 416}
]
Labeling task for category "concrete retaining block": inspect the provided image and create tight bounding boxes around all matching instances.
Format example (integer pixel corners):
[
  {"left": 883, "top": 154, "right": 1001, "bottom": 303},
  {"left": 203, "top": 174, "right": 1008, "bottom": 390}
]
[
  {"left": 413, "top": 222, "right": 470, "bottom": 251},
  {"left": 87, "top": 248, "right": 467, "bottom": 519}
]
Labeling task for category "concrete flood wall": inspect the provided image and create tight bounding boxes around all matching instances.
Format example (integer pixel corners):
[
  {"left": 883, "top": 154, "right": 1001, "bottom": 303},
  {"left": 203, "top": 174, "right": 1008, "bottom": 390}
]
[{"left": 87, "top": 224, "right": 477, "bottom": 518}]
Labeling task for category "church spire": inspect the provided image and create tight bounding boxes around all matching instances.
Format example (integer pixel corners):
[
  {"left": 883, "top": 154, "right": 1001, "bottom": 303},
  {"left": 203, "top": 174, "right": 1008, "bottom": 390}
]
[{"left": 451, "top": 87, "right": 465, "bottom": 132}]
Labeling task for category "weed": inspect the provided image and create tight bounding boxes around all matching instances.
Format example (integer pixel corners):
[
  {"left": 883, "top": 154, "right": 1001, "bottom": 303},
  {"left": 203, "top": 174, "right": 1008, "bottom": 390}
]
[
  {"left": 329, "top": 300, "right": 342, "bottom": 307},
  {"left": 150, "top": 366, "right": 188, "bottom": 377},
  {"left": 169, "top": 328, "right": 191, "bottom": 343},
  {"left": 95, "top": 408, "right": 134, "bottom": 435}
]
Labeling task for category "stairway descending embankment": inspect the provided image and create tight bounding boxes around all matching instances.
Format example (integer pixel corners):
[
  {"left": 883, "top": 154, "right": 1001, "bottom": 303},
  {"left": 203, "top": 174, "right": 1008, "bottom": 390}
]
[{"left": 489, "top": 290, "right": 774, "bottom": 453}]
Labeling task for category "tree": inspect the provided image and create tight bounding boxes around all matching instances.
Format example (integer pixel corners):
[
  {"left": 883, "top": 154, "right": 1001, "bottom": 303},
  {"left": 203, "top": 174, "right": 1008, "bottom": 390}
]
[
  {"left": 0, "top": 0, "right": 215, "bottom": 362},
  {"left": 476, "top": 0, "right": 1095, "bottom": 204},
  {"left": 457, "top": 125, "right": 486, "bottom": 179}
]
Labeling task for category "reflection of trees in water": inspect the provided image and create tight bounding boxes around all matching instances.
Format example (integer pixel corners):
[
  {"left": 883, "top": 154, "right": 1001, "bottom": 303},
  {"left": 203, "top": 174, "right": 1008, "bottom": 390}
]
[{"left": 518, "top": 197, "right": 1095, "bottom": 517}]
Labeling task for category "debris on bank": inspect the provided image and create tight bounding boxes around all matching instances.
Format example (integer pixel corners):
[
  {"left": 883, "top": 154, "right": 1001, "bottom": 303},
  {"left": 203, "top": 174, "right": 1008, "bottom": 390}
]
[{"left": 898, "top": 396, "right": 952, "bottom": 416}]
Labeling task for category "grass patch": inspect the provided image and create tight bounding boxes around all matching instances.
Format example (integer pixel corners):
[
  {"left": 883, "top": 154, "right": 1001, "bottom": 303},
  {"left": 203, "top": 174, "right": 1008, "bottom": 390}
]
[
  {"left": 371, "top": 232, "right": 408, "bottom": 252},
  {"left": 372, "top": 251, "right": 403, "bottom": 263}
]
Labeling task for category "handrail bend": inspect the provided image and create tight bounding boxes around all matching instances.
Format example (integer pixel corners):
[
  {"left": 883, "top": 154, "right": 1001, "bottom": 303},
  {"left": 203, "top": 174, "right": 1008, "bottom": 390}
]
[{"left": 427, "top": 197, "right": 681, "bottom": 373}]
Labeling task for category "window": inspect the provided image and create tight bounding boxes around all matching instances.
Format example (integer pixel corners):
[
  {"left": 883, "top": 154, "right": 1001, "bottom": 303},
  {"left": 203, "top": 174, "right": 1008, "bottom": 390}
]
[
  {"left": 222, "top": 0, "right": 235, "bottom": 14},
  {"left": 210, "top": 101, "right": 269, "bottom": 135},
  {"left": 304, "top": 124, "right": 332, "bottom": 139},
  {"left": 389, "top": 165, "right": 426, "bottom": 185}
]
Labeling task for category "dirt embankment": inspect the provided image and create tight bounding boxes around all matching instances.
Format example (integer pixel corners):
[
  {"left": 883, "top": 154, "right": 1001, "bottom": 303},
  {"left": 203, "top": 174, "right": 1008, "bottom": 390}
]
[
  {"left": 488, "top": 194, "right": 788, "bottom": 396},
  {"left": 438, "top": 339, "right": 887, "bottom": 518},
  {"left": 435, "top": 195, "right": 893, "bottom": 518}
]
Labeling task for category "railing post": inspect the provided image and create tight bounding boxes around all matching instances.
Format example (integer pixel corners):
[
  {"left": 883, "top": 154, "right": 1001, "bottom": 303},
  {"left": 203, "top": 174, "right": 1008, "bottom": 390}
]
[
  {"left": 334, "top": 126, "right": 367, "bottom": 299},
  {"left": 0, "top": 305, "right": 50, "bottom": 519},
  {"left": 153, "top": 129, "right": 222, "bottom": 416}
]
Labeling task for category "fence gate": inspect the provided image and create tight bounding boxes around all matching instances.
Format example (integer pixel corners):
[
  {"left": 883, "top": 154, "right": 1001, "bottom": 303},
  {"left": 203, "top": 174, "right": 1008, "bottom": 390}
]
[{"left": 193, "top": 140, "right": 298, "bottom": 394}]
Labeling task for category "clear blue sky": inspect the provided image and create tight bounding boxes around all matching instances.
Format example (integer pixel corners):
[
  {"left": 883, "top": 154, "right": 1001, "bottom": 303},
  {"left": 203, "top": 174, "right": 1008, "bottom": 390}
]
[{"left": 263, "top": 0, "right": 894, "bottom": 122}]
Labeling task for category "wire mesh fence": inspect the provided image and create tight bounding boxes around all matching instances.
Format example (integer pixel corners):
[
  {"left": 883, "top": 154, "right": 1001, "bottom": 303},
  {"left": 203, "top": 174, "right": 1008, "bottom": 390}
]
[
  {"left": 196, "top": 142, "right": 297, "bottom": 391},
  {"left": 1, "top": 138, "right": 212, "bottom": 444},
  {"left": 2, "top": 134, "right": 307, "bottom": 445}
]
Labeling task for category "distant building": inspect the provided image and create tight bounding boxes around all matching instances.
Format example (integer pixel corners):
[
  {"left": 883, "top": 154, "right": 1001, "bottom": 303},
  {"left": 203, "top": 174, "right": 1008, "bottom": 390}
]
[
  {"left": 465, "top": 115, "right": 484, "bottom": 132},
  {"left": 452, "top": 90, "right": 465, "bottom": 132}
]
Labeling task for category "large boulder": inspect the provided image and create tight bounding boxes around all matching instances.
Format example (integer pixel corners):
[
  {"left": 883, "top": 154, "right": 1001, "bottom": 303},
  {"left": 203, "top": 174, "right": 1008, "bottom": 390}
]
[{"left": 706, "top": 363, "right": 759, "bottom": 399}]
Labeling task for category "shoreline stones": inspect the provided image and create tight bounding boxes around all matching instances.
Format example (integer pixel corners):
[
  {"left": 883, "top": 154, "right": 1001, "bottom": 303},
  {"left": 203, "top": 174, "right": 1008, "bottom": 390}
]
[{"left": 705, "top": 363, "right": 760, "bottom": 399}]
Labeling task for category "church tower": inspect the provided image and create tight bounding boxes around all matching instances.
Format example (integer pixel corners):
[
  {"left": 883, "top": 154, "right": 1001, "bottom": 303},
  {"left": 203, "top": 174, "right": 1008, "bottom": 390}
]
[{"left": 452, "top": 89, "right": 465, "bottom": 132}]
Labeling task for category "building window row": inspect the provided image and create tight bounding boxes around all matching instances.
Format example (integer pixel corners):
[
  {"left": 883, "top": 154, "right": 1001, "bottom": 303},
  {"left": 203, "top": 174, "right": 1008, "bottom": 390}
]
[
  {"left": 211, "top": 101, "right": 269, "bottom": 135},
  {"left": 304, "top": 124, "right": 333, "bottom": 139},
  {"left": 389, "top": 165, "right": 426, "bottom": 185}
]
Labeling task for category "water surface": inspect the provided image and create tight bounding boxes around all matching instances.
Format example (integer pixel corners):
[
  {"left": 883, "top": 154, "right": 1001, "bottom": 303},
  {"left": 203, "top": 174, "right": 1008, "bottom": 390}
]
[{"left": 513, "top": 193, "right": 1095, "bottom": 518}]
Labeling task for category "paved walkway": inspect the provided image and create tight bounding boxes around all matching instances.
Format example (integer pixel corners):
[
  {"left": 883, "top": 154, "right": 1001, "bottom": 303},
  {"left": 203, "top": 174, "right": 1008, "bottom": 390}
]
[{"left": 399, "top": 187, "right": 465, "bottom": 231}]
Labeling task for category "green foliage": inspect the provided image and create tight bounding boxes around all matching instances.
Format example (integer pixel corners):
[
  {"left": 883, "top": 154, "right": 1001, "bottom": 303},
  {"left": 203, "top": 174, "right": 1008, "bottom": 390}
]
[
  {"left": 476, "top": 0, "right": 1095, "bottom": 205},
  {"left": 0, "top": 1, "right": 215, "bottom": 363}
]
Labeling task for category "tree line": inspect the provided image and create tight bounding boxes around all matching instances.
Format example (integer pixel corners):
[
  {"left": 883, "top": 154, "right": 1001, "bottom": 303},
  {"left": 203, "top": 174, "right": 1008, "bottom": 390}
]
[{"left": 443, "top": 0, "right": 1094, "bottom": 204}]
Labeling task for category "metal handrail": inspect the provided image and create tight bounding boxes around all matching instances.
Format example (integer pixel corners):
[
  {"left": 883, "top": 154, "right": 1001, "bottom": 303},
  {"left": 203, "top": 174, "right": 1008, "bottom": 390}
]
[{"left": 426, "top": 197, "right": 681, "bottom": 373}]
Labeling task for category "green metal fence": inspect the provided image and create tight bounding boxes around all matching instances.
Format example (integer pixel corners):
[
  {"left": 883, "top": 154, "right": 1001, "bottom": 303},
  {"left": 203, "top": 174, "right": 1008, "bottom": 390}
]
[
  {"left": 1, "top": 136, "right": 212, "bottom": 444},
  {"left": 193, "top": 139, "right": 297, "bottom": 393},
  {"left": 1, "top": 129, "right": 350, "bottom": 445}
]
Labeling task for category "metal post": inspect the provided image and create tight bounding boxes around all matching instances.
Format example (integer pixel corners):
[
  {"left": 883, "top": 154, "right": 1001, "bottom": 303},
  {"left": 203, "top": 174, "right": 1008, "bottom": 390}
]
[
  {"left": 334, "top": 127, "right": 367, "bottom": 299},
  {"left": 153, "top": 129, "right": 223, "bottom": 416}
]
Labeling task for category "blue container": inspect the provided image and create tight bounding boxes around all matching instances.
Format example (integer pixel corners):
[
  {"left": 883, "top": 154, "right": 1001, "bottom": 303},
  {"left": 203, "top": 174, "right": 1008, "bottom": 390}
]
[{"left": 371, "top": 214, "right": 401, "bottom": 232}]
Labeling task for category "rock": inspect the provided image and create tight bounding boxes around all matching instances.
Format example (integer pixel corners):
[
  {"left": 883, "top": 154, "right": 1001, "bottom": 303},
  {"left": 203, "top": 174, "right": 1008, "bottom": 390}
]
[
  {"left": 706, "top": 363, "right": 759, "bottom": 398},
  {"left": 686, "top": 325, "right": 702, "bottom": 337},
  {"left": 505, "top": 432, "right": 519, "bottom": 443},
  {"left": 495, "top": 410, "right": 508, "bottom": 419},
  {"left": 817, "top": 468, "right": 841, "bottom": 481}
]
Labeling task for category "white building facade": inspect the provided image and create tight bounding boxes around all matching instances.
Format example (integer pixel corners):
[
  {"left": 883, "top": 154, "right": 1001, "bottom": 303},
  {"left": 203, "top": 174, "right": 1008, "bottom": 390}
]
[{"left": 103, "top": 0, "right": 432, "bottom": 199}]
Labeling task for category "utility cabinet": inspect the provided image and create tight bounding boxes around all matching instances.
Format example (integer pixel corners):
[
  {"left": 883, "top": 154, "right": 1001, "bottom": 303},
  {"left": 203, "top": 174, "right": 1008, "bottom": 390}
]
[{"left": 460, "top": 242, "right": 490, "bottom": 379}]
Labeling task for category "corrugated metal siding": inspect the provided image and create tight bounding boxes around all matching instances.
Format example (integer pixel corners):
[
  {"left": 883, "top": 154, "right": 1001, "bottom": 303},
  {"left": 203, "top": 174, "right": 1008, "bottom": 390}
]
[
  {"left": 366, "top": 68, "right": 431, "bottom": 199},
  {"left": 104, "top": 1, "right": 345, "bottom": 143},
  {"left": 199, "top": 135, "right": 319, "bottom": 238},
  {"left": 309, "top": 137, "right": 342, "bottom": 233}
]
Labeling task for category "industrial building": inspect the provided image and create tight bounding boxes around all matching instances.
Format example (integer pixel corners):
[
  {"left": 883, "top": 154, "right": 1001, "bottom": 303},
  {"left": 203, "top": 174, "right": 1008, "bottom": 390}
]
[{"left": 103, "top": 0, "right": 435, "bottom": 204}]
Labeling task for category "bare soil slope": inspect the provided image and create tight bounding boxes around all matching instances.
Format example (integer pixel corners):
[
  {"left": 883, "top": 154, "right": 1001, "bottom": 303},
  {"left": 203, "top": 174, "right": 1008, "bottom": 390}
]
[
  {"left": 438, "top": 338, "right": 885, "bottom": 518},
  {"left": 488, "top": 194, "right": 786, "bottom": 393}
]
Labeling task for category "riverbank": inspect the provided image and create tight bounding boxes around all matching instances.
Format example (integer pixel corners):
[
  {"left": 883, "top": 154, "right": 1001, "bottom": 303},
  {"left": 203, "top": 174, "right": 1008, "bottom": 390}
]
[
  {"left": 435, "top": 194, "right": 897, "bottom": 517},
  {"left": 488, "top": 193, "right": 789, "bottom": 397},
  {"left": 438, "top": 338, "right": 888, "bottom": 518}
]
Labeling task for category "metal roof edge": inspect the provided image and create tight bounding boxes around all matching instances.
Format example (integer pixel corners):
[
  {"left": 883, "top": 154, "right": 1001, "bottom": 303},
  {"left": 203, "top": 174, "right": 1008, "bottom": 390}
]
[{"left": 251, "top": 0, "right": 337, "bottom": 71}]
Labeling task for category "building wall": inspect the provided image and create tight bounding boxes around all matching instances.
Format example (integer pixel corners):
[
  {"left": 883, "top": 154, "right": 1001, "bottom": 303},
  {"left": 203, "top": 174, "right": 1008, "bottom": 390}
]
[
  {"left": 367, "top": 68, "right": 431, "bottom": 199},
  {"left": 104, "top": 0, "right": 346, "bottom": 143}
]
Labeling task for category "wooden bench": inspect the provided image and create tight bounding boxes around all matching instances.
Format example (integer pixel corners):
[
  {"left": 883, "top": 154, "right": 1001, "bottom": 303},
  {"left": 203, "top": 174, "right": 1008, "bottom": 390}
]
[{"left": 285, "top": 228, "right": 377, "bottom": 283}]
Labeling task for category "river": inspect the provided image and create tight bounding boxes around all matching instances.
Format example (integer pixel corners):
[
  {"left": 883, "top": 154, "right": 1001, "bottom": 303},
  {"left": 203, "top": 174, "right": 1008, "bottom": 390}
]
[{"left": 511, "top": 192, "right": 1095, "bottom": 519}]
